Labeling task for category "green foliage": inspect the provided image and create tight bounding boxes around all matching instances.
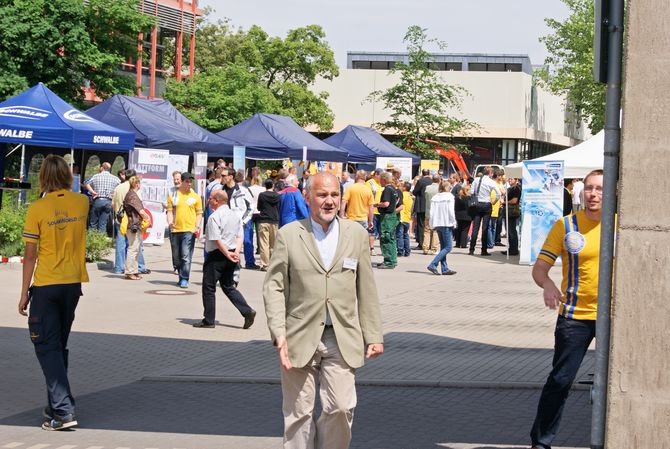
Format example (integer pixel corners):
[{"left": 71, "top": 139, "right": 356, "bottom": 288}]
[
  {"left": 85, "top": 229, "right": 112, "bottom": 262},
  {"left": 165, "top": 12, "right": 337, "bottom": 131},
  {"left": 368, "top": 26, "right": 477, "bottom": 159},
  {"left": 535, "top": 0, "right": 606, "bottom": 133},
  {"left": 0, "top": 206, "right": 26, "bottom": 257},
  {"left": 0, "top": 0, "right": 154, "bottom": 105}
]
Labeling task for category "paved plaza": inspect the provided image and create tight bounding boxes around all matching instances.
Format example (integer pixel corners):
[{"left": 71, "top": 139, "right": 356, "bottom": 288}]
[{"left": 0, "top": 237, "right": 593, "bottom": 449}]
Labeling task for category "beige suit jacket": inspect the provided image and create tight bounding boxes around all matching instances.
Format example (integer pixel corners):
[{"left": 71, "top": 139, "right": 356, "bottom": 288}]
[{"left": 263, "top": 218, "right": 383, "bottom": 369}]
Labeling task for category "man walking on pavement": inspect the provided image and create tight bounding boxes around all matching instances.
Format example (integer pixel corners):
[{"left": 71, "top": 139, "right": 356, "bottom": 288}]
[
  {"left": 529, "top": 169, "right": 605, "bottom": 449},
  {"left": 194, "top": 190, "right": 256, "bottom": 329},
  {"left": 84, "top": 161, "right": 119, "bottom": 233},
  {"left": 166, "top": 172, "right": 203, "bottom": 288},
  {"left": 263, "top": 172, "right": 384, "bottom": 449}
]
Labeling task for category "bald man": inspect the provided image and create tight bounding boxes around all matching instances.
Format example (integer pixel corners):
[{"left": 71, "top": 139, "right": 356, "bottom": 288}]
[
  {"left": 264, "top": 172, "right": 384, "bottom": 449},
  {"left": 84, "top": 162, "right": 120, "bottom": 232}
]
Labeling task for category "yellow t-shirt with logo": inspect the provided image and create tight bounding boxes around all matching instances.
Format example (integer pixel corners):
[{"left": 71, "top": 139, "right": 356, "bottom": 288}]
[
  {"left": 400, "top": 191, "right": 413, "bottom": 223},
  {"left": 537, "top": 210, "right": 601, "bottom": 320},
  {"left": 343, "top": 182, "right": 374, "bottom": 221},
  {"left": 22, "top": 190, "right": 90, "bottom": 286},
  {"left": 167, "top": 190, "right": 203, "bottom": 233},
  {"left": 367, "top": 179, "right": 382, "bottom": 215}
]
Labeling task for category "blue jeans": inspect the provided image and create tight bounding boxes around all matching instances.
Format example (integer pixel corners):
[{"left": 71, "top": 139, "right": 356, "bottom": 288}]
[
  {"left": 428, "top": 226, "right": 453, "bottom": 273},
  {"left": 171, "top": 232, "right": 196, "bottom": 282},
  {"left": 396, "top": 222, "right": 410, "bottom": 256},
  {"left": 28, "top": 283, "right": 81, "bottom": 418},
  {"left": 243, "top": 220, "right": 257, "bottom": 267},
  {"left": 90, "top": 198, "right": 112, "bottom": 233},
  {"left": 530, "top": 316, "right": 595, "bottom": 449},
  {"left": 487, "top": 217, "right": 497, "bottom": 249},
  {"left": 114, "top": 222, "right": 146, "bottom": 273}
]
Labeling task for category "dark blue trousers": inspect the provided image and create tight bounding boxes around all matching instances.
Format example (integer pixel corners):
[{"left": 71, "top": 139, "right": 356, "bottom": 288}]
[
  {"left": 28, "top": 283, "right": 81, "bottom": 419},
  {"left": 201, "top": 250, "right": 253, "bottom": 325},
  {"left": 530, "top": 316, "right": 595, "bottom": 449}
]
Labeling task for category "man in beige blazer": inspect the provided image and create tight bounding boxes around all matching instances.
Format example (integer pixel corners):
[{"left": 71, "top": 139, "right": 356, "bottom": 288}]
[{"left": 264, "top": 172, "right": 384, "bottom": 449}]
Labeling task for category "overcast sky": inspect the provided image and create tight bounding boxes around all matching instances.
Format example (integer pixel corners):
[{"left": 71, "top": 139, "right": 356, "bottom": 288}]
[{"left": 200, "top": 0, "right": 571, "bottom": 68}]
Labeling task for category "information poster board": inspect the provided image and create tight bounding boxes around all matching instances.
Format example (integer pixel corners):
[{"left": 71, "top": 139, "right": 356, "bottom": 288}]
[
  {"left": 193, "top": 152, "right": 208, "bottom": 196},
  {"left": 129, "top": 148, "right": 170, "bottom": 244},
  {"left": 315, "top": 161, "right": 343, "bottom": 179},
  {"left": 519, "top": 160, "right": 564, "bottom": 265},
  {"left": 233, "top": 145, "right": 246, "bottom": 173},
  {"left": 420, "top": 159, "right": 440, "bottom": 175},
  {"left": 376, "top": 157, "right": 412, "bottom": 182}
]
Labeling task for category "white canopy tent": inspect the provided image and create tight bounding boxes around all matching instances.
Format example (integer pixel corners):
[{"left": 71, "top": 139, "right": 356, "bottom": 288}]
[{"left": 505, "top": 130, "right": 604, "bottom": 179}]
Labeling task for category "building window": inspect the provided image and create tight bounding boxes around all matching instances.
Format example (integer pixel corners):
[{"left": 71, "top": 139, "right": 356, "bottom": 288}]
[
  {"left": 469, "top": 63, "right": 487, "bottom": 71},
  {"left": 370, "top": 61, "right": 389, "bottom": 70},
  {"left": 487, "top": 63, "right": 505, "bottom": 72},
  {"left": 446, "top": 62, "right": 462, "bottom": 71},
  {"left": 352, "top": 61, "right": 371, "bottom": 69},
  {"left": 506, "top": 63, "right": 522, "bottom": 72}
]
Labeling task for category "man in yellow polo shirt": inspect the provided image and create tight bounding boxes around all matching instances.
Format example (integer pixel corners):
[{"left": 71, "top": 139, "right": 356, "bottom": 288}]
[
  {"left": 529, "top": 169, "right": 604, "bottom": 449},
  {"left": 19, "top": 155, "right": 89, "bottom": 431},
  {"left": 167, "top": 172, "right": 203, "bottom": 288},
  {"left": 340, "top": 169, "right": 374, "bottom": 230}
]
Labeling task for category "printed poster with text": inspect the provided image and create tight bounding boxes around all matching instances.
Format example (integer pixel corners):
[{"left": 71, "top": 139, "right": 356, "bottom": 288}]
[
  {"left": 520, "top": 160, "right": 564, "bottom": 265},
  {"left": 376, "top": 157, "right": 412, "bottom": 182},
  {"left": 129, "top": 148, "right": 170, "bottom": 244}
]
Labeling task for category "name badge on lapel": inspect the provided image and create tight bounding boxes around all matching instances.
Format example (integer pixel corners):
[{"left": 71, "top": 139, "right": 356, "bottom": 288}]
[{"left": 343, "top": 258, "right": 358, "bottom": 271}]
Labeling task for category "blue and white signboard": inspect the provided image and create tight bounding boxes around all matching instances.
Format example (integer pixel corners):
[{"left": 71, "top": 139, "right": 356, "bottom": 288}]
[
  {"left": 520, "top": 160, "right": 564, "bottom": 265},
  {"left": 233, "top": 145, "right": 246, "bottom": 174}
]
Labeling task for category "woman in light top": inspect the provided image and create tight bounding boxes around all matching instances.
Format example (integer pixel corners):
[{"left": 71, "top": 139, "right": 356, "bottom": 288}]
[{"left": 427, "top": 180, "right": 457, "bottom": 276}]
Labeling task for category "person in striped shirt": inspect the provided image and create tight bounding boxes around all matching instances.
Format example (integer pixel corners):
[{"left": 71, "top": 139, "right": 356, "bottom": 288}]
[{"left": 529, "top": 169, "right": 604, "bottom": 449}]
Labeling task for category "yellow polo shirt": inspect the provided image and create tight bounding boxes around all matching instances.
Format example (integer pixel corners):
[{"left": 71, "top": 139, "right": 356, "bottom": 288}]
[
  {"left": 400, "top": 191, "right": 413, "bottom": 223},
  {"left": 537, "top": 211, "right": 601, "bottom": 320},
  {"left": 167, "top": 190, "right": 203, "bottom": 233},
  {"left": 343, "top": 182, "right": 374, "bottom": 221},
  {"left": 22, "top": 190, "right": 89, "bottom": 286}
]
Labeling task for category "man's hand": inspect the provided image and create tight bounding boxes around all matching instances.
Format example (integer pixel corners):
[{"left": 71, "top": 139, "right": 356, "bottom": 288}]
[
  {"left": 226, "top": 250, "right": 240, "bottom": 263},
  {"left": 367, "top": 220, "right": 374, "bottom": 230},
  {"left": 275, "top": 335, "right": 292, "bottom": 370},
  {"left": 542, "top": 280, "right": 563, "bottom": 310},
  {"left": 18, "top": 290, "right": 30, "bottom": 316},
  {"left": 365, "top": 343, "right": 384, "bottom": 359}
]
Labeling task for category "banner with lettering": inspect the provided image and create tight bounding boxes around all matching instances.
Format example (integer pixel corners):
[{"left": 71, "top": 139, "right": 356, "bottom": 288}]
[
  {"left": 520, "top": 160, "right": 564, "bottom": 264},
  {"left": 129, "top": 148, "right": 170, "bottom": 244}
]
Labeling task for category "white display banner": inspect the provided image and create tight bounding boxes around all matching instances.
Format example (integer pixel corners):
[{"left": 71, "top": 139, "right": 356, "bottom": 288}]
[
  {"left": 519, "top": 160, "right": 564, "bottom": 265},
  {"left": 129, "top": 148, "right": 170, "bottom": 244},
  {"left": 376, "top": 157, "right": 412, "bottom": 182}
]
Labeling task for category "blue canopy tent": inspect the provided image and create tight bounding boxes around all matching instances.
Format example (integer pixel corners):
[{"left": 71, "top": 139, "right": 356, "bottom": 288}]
[
  {"left": 0, "top": 83, "right": 135, "bottom": 201},
  {"left": 324, "top": 125, "right": 420, "bottom": 165},
  {"left": 86, "top": 95, "right": 250, "bottom": 157},
  {"left": 217, "top": 113, "right": 349, "bottom": 162}
]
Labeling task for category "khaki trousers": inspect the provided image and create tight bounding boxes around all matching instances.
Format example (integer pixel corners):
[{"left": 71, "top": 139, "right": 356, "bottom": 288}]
[
  {"left": 280, "top": 328, "right": 356, "bottom": 449},
  {"left": 422, "top": 223, "right": 438, "bottom": 252},
  {"left": 124, "top": 231, "right": 141, "bottom": 274},
  {"left": 258, "top": 222, "right": 278, "bottom": 269}
]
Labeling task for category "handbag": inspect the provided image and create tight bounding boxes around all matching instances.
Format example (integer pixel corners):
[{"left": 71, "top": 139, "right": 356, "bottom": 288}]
[
  {"left": 119, "top": 214, "right": 129, "bottom": 236},
  {"left": 467, "top": 177, "right": 484, "bottom": 215},
  {"left": 115, "top": 207, "right": 125, "bottom": 224},
  {"left": 507, "top": 202, "right": 521, "bottom": 218}
]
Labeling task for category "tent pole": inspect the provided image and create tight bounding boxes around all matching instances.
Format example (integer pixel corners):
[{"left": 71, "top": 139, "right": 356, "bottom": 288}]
[
  {"left": 6, "top": 143, "right": 22, "bottom": 157},
  {"left": 70, "top": 148, "right": 74, "bottom": 171},
  {"left": 18, "top": 145, "right": 25, "bottom": 207},
  {"left": 505, "top": 188, "right": 509, "bottom": 260}
]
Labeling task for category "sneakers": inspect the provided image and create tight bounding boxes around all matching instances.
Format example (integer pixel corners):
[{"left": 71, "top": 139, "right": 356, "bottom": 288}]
[
  {"left": 442, "top": 270, "right": 457, "bottom": 275},
  {"left": 369, "top": 248, "right": 377, "bottom": 256},
  {"left": 243, "top": 310, "right": 257, "bottom": 329},
  {"left": 426, "top": 266, "right": 440, "bottom": 275},
  {"left": 42, "top": 414, "right": 78, "bottom": 431},
  {"left": 178, "top": 280, "right": 189, "bottom": 288},
  {"left": 193, "top": 321, "right": 215, "bottom": 328}
]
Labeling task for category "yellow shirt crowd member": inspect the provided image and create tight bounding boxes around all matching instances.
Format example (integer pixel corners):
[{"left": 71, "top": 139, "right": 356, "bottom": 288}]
[
  {"left": 167, "top": 190, "right": 203, "bottom": 233},
  {"left": 536, "top": 210, "right": 601, "bottom": 320},
  {"left": 343, "top": 183, "right": 374, "bottom": 221},
  {"left": 490, "top": 182, "right": 503, "bottom": 218},
  {"left": 400, "top": 191, "right": 413, "bottom": 224},
  {"left": 22, "top": 190, "right": 90, "bottom": 286},
  {"left": 367, "top": 178, "right": 382, "bottom": 215}
]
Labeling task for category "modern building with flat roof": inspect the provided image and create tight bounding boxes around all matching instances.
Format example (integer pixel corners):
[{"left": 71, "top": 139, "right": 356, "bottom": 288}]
[{"left": 310, "top": 51, "right": 589, "bottom": 170}]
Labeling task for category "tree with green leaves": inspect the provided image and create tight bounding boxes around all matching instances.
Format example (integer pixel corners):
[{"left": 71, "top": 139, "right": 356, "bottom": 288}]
[
  {"left": 536, "top": 0, "right": 606, "bottom": 133},
  {"left": 368, "top": 26, "right": 477, "bottom": 158},
  {"left": 0, "top": 0, "right": 153, "bottom": 105},
  {"left": 165, "top": 14, "right": 337, "bottom": 131}
]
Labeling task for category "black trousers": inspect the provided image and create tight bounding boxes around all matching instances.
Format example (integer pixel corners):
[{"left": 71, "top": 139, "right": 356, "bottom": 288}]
[
  {"left": 28, "top": 283, "right": 82, "bottom": 418},
  {"left": 455, "top": 219, "right": 471, "bottom": 248},
  {"left": 415, "top": 212, "right": 426, "bottom": 246},
  {"left": 201, "top": 250, "right": 253, "bottom": 325},
  {"left": 469, "top": 202, "right": 492, "bottom": 253}
]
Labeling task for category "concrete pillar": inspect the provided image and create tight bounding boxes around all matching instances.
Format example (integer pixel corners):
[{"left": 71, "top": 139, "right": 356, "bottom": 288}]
[{"left": 606, "top": 0, "right": 670, "bottom": 447}]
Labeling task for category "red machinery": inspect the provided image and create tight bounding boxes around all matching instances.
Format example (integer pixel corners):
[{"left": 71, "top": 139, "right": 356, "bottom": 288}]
[{"left": 424, "top": 139, "right": 470, "bottom": 181}]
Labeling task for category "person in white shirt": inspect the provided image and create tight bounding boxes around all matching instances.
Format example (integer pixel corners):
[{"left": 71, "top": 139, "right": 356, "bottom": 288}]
[
  {"left": 468, "top": 167, "right": 499, "bottom": 256},
  {"left": 571, "top": 179, "right": 584, "bottom": 211},
  {"left": 426, "top": 180, "right": 457, "bottom": 275}
]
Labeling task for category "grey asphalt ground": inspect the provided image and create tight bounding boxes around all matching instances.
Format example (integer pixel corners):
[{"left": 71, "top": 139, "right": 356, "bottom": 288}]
[{"left": 0, "top": 235, "right": 592, "bottom": 449}]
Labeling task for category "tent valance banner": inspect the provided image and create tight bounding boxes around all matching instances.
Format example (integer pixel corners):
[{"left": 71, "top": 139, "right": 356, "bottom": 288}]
[
  {"left": 376, "top": 157, "right": 412, "bottom": 182},
  {"left": 519, "top": 160, "right": 564, "bottom": 265},
  {"left": 0, "top": 83, "right": 134, "bottom": 151}
]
